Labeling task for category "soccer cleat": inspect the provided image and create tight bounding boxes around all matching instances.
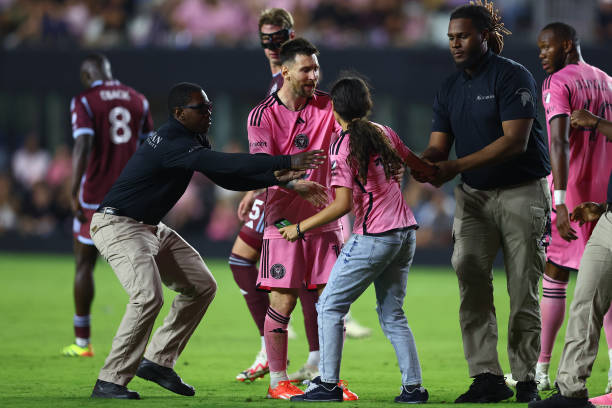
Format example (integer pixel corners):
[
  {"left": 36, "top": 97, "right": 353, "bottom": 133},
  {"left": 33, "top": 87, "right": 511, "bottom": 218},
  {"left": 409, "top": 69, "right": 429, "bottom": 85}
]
[
  {"left": 590, "top": 392, "right": 612, "bottom": 407},
  {"left": 288, "top": 364, "right": 319, "bottom": 383},
  {"left": 345, "top": 314, "right": 372, "bottom": 339},
  {"left": 339, "top": 380, "right": 359, "bottom": 401},
  {"left": 528, "top": 391, "right": 593, "bottom": 408},
  {"left": 516, "top": 380, "right": 541, "bottom": 402},
  {"left": 536, "top": 362, "right": 552, "bottom": 391},
  {"left": 236, "top": 350, "right": 269, "bottom": 382},
  {"left": 290, "top": 376, "right": 343, "bottom": 402},
  {"left": 267, "top": 380, "right": 305, "bottom": 400},
  {"left": 395, "top": 385, "right": 429, "bottom": 404},
  {"left": 62, "top": 343, "right": 94, "bottom": 357},
  {"left": 455, "top": 373, "right": 514, "bottom": 403}
]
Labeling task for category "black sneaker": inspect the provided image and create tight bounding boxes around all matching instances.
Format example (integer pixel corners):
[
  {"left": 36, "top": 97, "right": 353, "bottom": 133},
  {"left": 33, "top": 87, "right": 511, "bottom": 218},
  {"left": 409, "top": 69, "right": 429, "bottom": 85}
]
[
  {"left": 91, "top": 379, "right": 140, "bottom": 399},
  {"left": 455, "top": 373, "right": 514, "bottom": 403},
  {"left": 527, "top": 392, "right": 594, "bottom": 408},
  {"left": 517, "top": 380, "right": 541, "bottom": 402},
  {"left": 395, "top": 385, "right": 429, "bottom": 403},
  {"left": 290, "top": 376, "right": 343, "bottom": 402},
  {"left": 136, "top": 358, "right": 195, "bottom": 396}
]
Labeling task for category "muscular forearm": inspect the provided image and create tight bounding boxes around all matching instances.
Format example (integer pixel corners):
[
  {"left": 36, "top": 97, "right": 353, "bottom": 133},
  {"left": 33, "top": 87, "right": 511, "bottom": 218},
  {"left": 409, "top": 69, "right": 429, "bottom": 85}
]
[
  {"left": 454, "top": 133, "right": 527, "bottom": 173},
  {"left": 191, "top": 150, "right": 291, "bottom": 176},
  {"left": 550, "top": 136, "right": 569, "bottom": 190},
  {"left": 71, "top": 134, "right": 92, "bottom": 197},
  {"left": 422, "top": 146, "right": 449, "bottom": 163}
]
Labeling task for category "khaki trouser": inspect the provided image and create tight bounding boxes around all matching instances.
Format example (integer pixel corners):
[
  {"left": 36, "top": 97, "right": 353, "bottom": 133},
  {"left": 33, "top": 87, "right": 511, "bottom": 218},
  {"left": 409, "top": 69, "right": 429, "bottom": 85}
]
[
  {"left": 90, "top": 212, "right": 217, "bottom": 386},
  {"left": 452, "top": 179, "right": 550, "bottom": 381},
  {"left": 556, "top": 212, "right": 612, "bottom": 398}
]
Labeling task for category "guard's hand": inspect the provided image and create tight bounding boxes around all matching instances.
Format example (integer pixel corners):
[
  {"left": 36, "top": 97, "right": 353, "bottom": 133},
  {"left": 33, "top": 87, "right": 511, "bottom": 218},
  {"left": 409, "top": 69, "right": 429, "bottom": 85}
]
[
  {"left": 571, "top": 202, "right": 605, "bottom": 226},
  {"left": 290, "top": 150, "right": 326, "bottom": 170},
  {"left": 71, "top": 195, "right": 87, "bottom": 223},
  {"left": 555, "top": 204, "right": 578, "bottom": 241},
  {"left": 274, "top": 169, "right": 306, "bottom": 183},
  {"left": 292, "top": 180, "right": 328, "bottom": 208},
  {"left": 428, "top": 160, "right": 458, "bottom": 187},
  {"left": 279, "top": 224, "right": 299, "bottom": 242},
  {"left": 570, "top": 109, "right": 599, "bottom": 129},
  {"left": 237, "top": 191, "right": 255, "bottom": 221}
]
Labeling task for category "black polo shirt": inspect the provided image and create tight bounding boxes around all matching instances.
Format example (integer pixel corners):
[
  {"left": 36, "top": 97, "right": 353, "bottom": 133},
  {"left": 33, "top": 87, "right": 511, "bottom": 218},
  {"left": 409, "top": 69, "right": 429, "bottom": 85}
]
[
  {"left": 100, "top": 117, "right": 291, "bottom": 225},
  {"left": 432, "top": 50, "right": 551, "bottom": 190}
]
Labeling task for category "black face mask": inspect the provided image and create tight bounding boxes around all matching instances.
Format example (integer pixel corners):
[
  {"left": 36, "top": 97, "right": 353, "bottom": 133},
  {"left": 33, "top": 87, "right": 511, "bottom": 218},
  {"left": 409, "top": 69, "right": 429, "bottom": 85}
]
[{"left": 260, "top": 28, "right": 291, "bottom": 50}]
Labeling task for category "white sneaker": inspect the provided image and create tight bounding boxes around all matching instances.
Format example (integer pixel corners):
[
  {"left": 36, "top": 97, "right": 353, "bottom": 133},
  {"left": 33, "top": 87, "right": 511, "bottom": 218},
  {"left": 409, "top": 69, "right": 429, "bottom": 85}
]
[
  {"left": 606, "top": 349, "right": 612, "bottom": 393},
  {"left": 236, "top": 350, "right": 268, "bottom": 382},
  {"left": 345, "top": 314, "right": 372, "bottom": 339},
  {"left": 288, "top": 364, "right": 319, "bottom": 383},
  {"left": 504, "top": 373, "right": 518, "bottom": 388},
  {"left": 536, "top": 362, "right": 551, "bottom": 391},
  {"left": 287, "top": 322, "right": 298, "bottom": 340}
]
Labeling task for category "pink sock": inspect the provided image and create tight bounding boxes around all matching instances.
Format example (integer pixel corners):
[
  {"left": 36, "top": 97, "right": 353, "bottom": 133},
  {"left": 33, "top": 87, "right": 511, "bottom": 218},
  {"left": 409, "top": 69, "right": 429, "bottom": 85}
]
[
  {"left": 539, "top": 275, "right": 568, "bottom": 363},
  {"left": 603, "top": 304, "right": 612, "bottom": 349},
  {"left": 264, "top": 307, "right": 290, "bottom": 372}
]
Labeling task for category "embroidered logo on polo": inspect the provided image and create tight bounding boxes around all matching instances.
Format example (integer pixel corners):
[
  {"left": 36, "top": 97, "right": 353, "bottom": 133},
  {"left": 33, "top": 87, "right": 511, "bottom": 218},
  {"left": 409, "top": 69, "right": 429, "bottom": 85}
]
[
  {"left": 294, "top": 133, "right": 309, "bottom": 149},
  {"left": 270, "top": 264, "right": 286, "bottom": 279},
  {"left": 515, "top": 88, "right": 534, "bottom": 108},
  {"left": 476, "top": 94, "right": 495, "bottom": 101}
]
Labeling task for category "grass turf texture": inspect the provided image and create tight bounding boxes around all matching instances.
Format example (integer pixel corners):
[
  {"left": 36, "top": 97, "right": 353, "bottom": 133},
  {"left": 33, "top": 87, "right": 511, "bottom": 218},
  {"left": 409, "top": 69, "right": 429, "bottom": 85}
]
[{"left": 0, "top": 253, "right": 609, "bottom": 407}]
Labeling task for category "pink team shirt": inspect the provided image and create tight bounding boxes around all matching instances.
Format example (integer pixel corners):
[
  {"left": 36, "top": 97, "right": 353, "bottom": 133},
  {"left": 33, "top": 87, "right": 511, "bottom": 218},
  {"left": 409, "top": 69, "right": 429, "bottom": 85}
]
[
  {"left": 542, "top": 61, "right": 612, "bottom": 269},
  {"left": 329, "top": 123, "right": 417, "bottom": 235},
  {"left": 248, "top": 91, "right": 342, "bottom": 239},
  {"left": 71, "top": 80, "right": 153, "bottom": 207}
]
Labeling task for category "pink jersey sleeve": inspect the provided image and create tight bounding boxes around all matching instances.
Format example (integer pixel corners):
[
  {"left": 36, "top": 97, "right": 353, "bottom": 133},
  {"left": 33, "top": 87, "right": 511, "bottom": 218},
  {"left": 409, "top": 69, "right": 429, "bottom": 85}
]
[
  {"left": 330, "top": 135, "right": 353, "bottom": 189},
  {"left": 70, "top": 96, "right": 94, "bottom": 139},
  {"left": 247, "top": 104, "right": 274, "bottom": 155},
  {"left": 542, "top": 76, "right": 571, "bottom": 123}
]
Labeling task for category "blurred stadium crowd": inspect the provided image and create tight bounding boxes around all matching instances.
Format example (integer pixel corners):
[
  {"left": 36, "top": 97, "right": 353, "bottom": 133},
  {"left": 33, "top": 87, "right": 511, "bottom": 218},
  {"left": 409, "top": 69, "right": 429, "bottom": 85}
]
[
  {"left": 1, "top": 0, "right": 611, "bottom": 49},
  {"left": 0, "top": 131, "right": 455, "bottom": 248}
]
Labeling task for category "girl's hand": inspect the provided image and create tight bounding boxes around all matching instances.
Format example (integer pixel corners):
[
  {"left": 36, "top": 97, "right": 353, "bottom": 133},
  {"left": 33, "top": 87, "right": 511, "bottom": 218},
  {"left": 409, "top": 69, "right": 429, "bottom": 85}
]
[{"left": 279, "top": 224, "right": 299, "bottom": 242}]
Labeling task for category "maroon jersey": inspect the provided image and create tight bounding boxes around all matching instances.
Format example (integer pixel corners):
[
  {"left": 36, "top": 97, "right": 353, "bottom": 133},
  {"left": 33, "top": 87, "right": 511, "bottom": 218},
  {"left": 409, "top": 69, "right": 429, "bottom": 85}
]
[
  {"left": 267, "top": 72, "right": 284, "bottom": 95},
  {"left": 70, "top": 80, "right": 153, "bottom": 207}
]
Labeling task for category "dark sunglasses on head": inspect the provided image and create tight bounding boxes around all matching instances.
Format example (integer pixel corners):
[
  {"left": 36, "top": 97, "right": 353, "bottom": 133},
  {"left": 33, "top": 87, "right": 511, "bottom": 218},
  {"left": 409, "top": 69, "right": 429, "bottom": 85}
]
[
  {"left": 260, "top": 28, "right": 292, "bottom": 50},
  {"left": 180, "top": 102, "right": 212, "bottom": 113}
]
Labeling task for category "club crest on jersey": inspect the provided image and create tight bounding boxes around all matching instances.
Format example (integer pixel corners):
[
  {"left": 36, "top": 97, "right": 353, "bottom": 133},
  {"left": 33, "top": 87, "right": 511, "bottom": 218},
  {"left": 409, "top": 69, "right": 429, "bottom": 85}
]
[
  {"left": 294, "top": 133, "right": 309, "bottom": 149},
  {"left": 270, "top": 264, "right": 286, "bottom": 279}
]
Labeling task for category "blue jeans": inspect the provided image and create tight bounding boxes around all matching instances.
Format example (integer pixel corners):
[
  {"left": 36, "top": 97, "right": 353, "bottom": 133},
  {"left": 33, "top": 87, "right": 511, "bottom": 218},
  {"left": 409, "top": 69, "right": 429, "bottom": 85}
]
[{"left": 317, "top": 228, "right": 422, "bottom": 385}]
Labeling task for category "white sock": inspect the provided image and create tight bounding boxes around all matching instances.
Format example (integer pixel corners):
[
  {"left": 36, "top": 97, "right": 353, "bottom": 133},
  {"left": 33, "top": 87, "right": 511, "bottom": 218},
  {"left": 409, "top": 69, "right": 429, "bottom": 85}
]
[
  {"left": 270, "top": 370, "right": 288, "bottom": 388},
  {"left": 536, "top": 362, "right": 549, "bottom": 375},
  {"left": 608, "top": 349, "right": 612, "bottom": 378},
  {"left": 306, "top": 350, "right": 320, "bottom": 368},
  {"left": 261, "top": 336, "right": 266, "bottom": 352},
  {"left": 75, "top": 337, "right": 89, "bottom": 348}
]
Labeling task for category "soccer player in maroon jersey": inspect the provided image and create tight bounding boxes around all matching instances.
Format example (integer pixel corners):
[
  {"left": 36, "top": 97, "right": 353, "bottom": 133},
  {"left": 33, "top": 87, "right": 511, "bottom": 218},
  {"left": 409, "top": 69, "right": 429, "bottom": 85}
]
[{"left": 62, "top": 53, "right": 153, "bottom": 357}]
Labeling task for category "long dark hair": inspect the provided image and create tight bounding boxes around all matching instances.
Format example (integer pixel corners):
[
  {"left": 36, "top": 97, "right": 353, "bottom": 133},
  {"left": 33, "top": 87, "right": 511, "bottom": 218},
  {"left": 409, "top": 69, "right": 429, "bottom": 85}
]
[
  {"left": 450, "top": 0, "right": 511, "bottom": 55},
  {"left": 330, "top": 76, "right": 403, "bottom": 184}
]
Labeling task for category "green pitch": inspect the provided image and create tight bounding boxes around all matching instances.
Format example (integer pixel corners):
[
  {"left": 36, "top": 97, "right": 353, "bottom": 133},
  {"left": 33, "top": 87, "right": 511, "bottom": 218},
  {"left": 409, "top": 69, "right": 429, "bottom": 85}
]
[{"left": 0, "top": 253, "right": 608, "bottom": 407}]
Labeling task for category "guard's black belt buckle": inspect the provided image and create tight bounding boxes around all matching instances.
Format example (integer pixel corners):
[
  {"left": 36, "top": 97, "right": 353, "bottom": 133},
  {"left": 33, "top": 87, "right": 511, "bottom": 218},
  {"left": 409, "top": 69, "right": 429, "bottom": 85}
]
[{"left": 96, "top": 207, "right": 121, "bottom": 216}]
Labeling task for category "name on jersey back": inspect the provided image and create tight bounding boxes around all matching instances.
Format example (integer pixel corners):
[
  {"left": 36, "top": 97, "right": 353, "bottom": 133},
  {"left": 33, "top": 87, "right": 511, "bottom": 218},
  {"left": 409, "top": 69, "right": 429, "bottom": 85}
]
[{"left": 100, "top": 90, "right": 131, "bottom": 101}]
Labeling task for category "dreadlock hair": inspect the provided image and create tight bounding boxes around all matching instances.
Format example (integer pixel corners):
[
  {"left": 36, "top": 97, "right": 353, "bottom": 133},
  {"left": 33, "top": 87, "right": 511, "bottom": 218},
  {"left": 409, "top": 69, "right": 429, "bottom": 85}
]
[
  {"left": 168, "top": 82, "right": 201, "bottom": 115},
  {"left": 330, "top": 76, "right": 403, "bottom": 184},
  {"left": 542, "top": 22, "right": 580, "bottom": 47},
  {"left": 450, "top": 0, "right": 511, "bottom": 55}
]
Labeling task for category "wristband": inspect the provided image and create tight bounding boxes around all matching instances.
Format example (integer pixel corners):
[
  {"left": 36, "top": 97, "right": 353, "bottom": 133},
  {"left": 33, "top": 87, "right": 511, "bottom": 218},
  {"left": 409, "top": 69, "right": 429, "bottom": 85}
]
[
  {"left": 554, "top": 190, "right": 566, "bottom": 206},
  {"left": 296, "top": 222, "right": 305, "bottom": 239}
]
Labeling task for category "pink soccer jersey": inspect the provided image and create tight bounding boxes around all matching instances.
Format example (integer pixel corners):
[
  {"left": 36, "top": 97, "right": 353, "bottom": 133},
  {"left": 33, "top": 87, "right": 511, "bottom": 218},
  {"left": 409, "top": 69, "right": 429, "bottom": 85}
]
[
  {"left": 542, "top": 61, "right": 612, "bottom": 269},
  {"left": 70, "top": 80, "right": 153, "bottom": 208},
  {"left": 248, "top": 91, "right": 342, "bottom": 239},
  {"left": 329, "top": 123, "right": 417, "bottom": 235}
]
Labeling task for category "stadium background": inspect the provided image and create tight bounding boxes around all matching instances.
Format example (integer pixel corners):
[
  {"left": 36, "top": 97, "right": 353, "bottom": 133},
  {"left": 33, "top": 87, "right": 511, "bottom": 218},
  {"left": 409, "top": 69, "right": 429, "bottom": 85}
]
[{"left": 1, "top": 0, "right": 610, "bottom": 261}]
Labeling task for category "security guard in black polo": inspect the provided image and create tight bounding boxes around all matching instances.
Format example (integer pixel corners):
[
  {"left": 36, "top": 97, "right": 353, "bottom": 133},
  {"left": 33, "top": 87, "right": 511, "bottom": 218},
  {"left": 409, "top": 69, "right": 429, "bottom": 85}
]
[
  {"left": 88, "top": 82, "right": 324, "bottom": 400},
  {"left": 413, "top": 3, "right": 551, "bottom": 404}
]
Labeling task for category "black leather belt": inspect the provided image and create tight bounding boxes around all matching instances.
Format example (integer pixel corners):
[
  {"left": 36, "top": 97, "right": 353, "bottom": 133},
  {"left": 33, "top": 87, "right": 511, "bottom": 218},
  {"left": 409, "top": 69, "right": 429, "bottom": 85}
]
[{"left": 96, "top": 207, "right": 123, "bottom": 216}]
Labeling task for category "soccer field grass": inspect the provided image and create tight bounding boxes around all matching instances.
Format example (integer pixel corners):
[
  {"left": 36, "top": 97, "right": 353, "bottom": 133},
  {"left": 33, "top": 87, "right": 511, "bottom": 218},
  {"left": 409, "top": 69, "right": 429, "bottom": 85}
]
[{"left": 0, "top": 253, "right": 609, "bottom": 407}]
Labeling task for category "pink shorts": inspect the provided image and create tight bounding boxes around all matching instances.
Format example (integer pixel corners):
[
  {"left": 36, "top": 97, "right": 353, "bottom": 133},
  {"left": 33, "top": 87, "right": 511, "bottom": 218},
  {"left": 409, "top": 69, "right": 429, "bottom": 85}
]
[
  {"left": 546, "top": 209, "right": 597, "bottom": 270},
  {"left": 237, "top": 193, "right": 266, "bottom": 252},
  {"left": 73, "top": 208, "right": 96, "bottom": 245},
  {"left": 257, "top": 230, "right": 343, "bottom": 290}
]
